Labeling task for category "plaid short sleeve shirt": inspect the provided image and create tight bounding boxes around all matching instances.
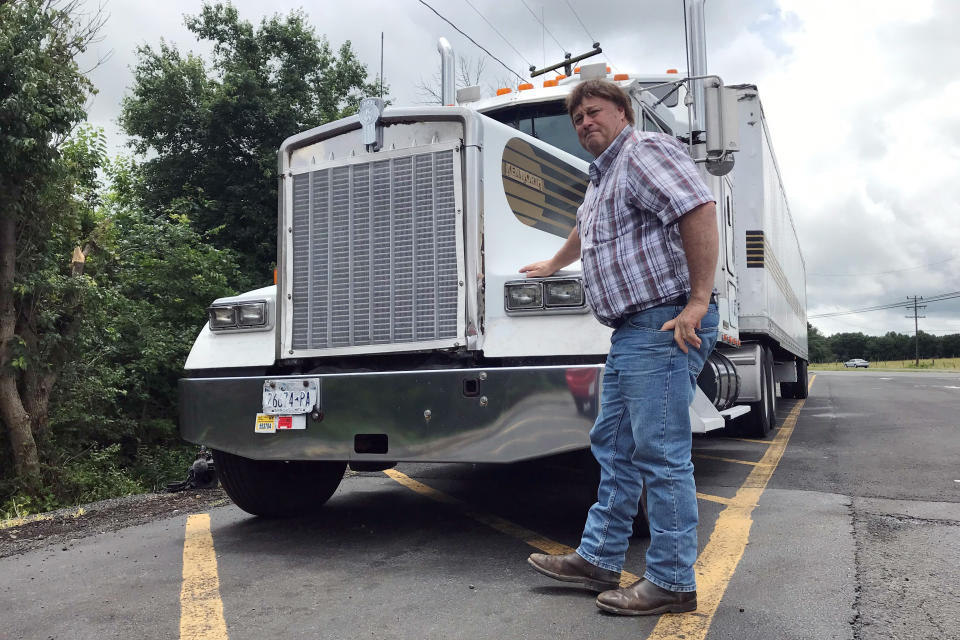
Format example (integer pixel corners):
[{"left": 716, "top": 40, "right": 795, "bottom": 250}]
[{"left": 578, "top": 125, "right": 715, "bottom": 327}]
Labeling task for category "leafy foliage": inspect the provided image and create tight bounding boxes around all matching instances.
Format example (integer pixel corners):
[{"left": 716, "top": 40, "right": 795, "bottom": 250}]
[
  {"left": 119, "top": 2, "right": 383, "bottom": 283},
  {"left": 0, "top": 0, "right": 105, "bottom": 494},
  {"left": 0, "top": 0, "right": 96, "bottom": 208}
]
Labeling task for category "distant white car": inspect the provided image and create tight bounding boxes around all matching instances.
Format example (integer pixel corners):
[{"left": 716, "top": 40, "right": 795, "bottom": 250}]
[{"left": 844, "top": 358, "right": 870, "bottom": 368}]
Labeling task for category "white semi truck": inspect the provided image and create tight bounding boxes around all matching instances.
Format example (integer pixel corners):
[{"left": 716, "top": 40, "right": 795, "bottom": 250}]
[{"left": 179, "top": 2, "right": 807, "bottom": 516}]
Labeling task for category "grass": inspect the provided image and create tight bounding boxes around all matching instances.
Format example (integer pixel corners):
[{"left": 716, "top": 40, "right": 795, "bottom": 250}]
[{"left": 811, "top": 357, "right": 960, "bottom": 371}]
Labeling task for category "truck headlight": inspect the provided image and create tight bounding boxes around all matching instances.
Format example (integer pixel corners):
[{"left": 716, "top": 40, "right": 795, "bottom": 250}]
[
  {"left": 544, "top": 279, "right": 584, "bottom": 307},
  {"left": 208, "top": 305, "right": 238, "bottom": 330},
  {"left": 504, "top": 277, "right": 587, "bottom": 314},
  {"left": 238, "top": 302, "right": 267, "bottom": 327},
  {"left": 208, "top": 301, "right": 269, "bottom": 331},
  {"left": 504, "top": 282, "right": 543, "bottom": 310}
]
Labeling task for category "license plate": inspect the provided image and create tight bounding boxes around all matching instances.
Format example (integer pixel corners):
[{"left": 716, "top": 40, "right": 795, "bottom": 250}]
[{"left": 262, "top": 378, "right": 319, "bottom": 415}]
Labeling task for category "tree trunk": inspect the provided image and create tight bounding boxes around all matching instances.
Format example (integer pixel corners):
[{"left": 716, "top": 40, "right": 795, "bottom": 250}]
[
  {"left": 0, "top": 215, "right": 42, "bottom": 491},
  {"left": 16, "top": 321, "right": 58, "bottom": 443}
]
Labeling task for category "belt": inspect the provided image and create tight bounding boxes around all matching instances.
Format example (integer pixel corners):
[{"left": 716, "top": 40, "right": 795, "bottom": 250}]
[
  {"left": 669, "top": 292, "right": 718, "bottom": 307},
  {"left": 611, "top": 293, "right": 717, "bottom": 328}
]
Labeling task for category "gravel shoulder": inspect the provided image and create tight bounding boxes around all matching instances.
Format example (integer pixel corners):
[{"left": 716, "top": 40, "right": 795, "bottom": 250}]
[{"left": 0, "top": 487, "right": 229, "bottom": 558}]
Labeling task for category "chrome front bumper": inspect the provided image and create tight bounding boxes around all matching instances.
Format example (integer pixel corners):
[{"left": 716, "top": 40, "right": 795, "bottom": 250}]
[{"left": 179, "top": 365, "right": 602, "bottom": 463}]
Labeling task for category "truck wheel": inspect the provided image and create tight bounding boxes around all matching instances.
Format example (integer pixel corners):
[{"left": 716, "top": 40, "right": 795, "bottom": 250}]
[
  {"left": 780, "top": 358, "right": 809, "bottom": 399},
  {"left": 743, "top": 347, "right": 775, "bottom": 437},
  {"left": 792, "top": 359, "right": 809, "bottom": 399},
  {"left": 212, "top": 450, "right": 346, "bottom": 517}
]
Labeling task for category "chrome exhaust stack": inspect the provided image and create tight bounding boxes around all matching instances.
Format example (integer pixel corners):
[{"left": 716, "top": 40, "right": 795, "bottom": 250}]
[
  {"left": 685, "top": 0, "right": 709, "bottom": 133},
  {"left": 438, "top": 37, "right": 455, "bottom": 105}
]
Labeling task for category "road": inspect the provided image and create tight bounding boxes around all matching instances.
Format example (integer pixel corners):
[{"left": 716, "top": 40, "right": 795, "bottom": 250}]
[{"left": 2, "top": 370, "right": 958, "bottom": 639}]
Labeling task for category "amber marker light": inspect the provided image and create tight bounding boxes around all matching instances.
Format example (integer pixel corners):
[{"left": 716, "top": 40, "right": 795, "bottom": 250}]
[
  {"left": 613, "top": 73, "right": 629, "bottom": 81},
  {"left": 666, "top": 69, "right": 679, "bottom": 74},
  {"left": 496, "top": 87, "right": 512, "bottom": 95},
  {"left": 543, "top": 79, "right": 558, "bottom": 87},
  {"left": 518, "top": 83, "right": 533, "bottom": 91},
  {"left": 273, "top": 268, "right": 277, "bottom": 284}
]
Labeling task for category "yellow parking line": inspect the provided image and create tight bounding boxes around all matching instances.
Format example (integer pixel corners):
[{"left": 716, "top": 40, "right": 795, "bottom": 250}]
[
  {"left": 383, "top": 468, "right": 641, "bottom": 587},
  {"left": 727, "top": 437, "right": 772, "bottom": 444},
  {"left": 180, "top": 514, "right": 228, "bottom": 640},
  {"left": 649, "top": 397, "right": 807, "bottom": 639},
  {"left": 696, "top": 492, "right": 734, "bottom": 506},
  {"left": 694, "top": 454, "right": 762, "bottom": 467}
]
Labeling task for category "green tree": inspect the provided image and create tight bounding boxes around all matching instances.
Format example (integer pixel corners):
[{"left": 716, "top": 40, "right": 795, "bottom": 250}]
[
  {"left": 807, "top": 323, "right": 833, "bottom": 363},
  {"left": 46, "top": 155, "right": 236, "bottom": 499},
  {"left": 119, "top": 2, "right": 383, "bottom": 283},
  {"left": 940, "top": 333, "right": 960, "bottom": 358},
  {"left": 827, "top": 332, "right": 870, "bottom": 363},
  {"left": 0, "top": 0, "right": 104, "bottom": 493}
]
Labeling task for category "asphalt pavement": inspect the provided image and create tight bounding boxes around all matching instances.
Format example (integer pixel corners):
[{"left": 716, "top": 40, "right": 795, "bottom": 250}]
[{"left": 1, "top": 370, "right": 958, "bottom": 640}]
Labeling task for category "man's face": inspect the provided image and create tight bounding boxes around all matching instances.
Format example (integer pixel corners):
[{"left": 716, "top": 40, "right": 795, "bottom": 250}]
[{"left": 571, "top": 96, "right": 629, "bottom": 157}]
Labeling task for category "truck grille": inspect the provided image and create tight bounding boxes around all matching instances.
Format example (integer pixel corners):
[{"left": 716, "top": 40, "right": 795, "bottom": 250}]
[{"left": 290, "top": 149, "right": 460, "bottom": 351}]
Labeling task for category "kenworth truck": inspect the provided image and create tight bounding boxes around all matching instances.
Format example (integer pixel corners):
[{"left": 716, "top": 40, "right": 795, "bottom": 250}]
[{"left": 179, "top": 2, "right": 807, "bottom": 516}]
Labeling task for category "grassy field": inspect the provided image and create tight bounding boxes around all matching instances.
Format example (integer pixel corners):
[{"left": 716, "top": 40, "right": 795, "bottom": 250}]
[{"left": 811, "top": 357, "right": 960, "bottom": 371}]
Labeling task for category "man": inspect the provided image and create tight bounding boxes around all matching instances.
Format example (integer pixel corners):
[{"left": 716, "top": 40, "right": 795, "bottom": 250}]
[{"left": 520, "top": 80, "right": 719, "bottom": 616}]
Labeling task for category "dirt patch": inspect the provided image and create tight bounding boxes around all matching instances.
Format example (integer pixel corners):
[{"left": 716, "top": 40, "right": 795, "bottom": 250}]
[{"left": 0, "top": 487, "right": 230, "bottom": 558}]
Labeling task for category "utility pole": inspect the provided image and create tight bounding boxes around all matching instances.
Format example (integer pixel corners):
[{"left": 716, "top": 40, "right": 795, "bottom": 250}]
[{"left": 906, "top": 296, "right": 926, "bottom": 367}]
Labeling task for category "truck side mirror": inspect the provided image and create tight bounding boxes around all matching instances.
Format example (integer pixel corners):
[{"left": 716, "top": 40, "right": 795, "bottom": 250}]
[{"left": 704, "top": 79, "right": 739, "bottom": 176}]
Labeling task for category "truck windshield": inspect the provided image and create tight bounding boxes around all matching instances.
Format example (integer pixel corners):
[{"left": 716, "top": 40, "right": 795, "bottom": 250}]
[{"left": 483, "top": 101, "right": 593, "bottom": 163}]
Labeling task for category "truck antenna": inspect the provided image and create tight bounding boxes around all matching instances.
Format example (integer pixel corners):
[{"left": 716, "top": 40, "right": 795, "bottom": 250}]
[{"left": 380, "top": 32, "right": 384, "bottom": 98}]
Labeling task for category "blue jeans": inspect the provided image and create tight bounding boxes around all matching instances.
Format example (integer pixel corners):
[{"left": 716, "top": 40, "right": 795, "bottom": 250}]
[{"left": 576, "top": 303, "right": 719, "bottom": 592}]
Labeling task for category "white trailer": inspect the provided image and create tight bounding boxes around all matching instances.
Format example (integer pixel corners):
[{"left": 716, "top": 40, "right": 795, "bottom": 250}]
[{"left": 178, "top": 4, "right": 806, "bottom": 516}]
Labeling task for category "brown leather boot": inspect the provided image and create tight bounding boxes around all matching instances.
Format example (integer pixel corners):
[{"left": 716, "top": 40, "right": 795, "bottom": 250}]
[
  {"left": 596, "top": 579, "right": 697, "bottom": 615},
  {"left": 527, "top": 552, "right": 621, "bottom": 592}
]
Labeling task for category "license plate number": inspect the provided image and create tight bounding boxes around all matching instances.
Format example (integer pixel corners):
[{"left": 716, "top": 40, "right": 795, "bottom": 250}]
[{"left": 262, "top": 378, "right": 319, "bottom": 415}]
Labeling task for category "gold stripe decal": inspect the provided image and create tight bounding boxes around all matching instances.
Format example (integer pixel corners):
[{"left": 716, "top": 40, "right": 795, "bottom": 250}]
[
  {"left": 745, "top": 230, "right": 765, "bottom": 267},
  {"left": 502, "top": 137, "right": 588, "bottom": 239}
]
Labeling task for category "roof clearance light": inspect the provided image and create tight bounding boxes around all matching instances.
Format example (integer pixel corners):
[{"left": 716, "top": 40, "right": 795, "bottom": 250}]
[
  {"left": 556, "top": 74, "right": 567, "bottom": 80},
  {"left": 543, "top": 79, "right": 558, "bottom": 87},
  {"left": 518, "top": 83, "right": 533, "bottom": 91},
  {"left": 606, "top": 66, "right": 611, "bottom": 73},
  {"left": 574, "top": 66, "right": 581, "bottom": 73},
  {"left": 496, "top": 87, "right": 512, "bottom": 96},
  {"left": 666, "top": 68, "right": 679, "bottom": 74},
  {"left": 613, "top": 73, "right": 629, "bottom": 81}
]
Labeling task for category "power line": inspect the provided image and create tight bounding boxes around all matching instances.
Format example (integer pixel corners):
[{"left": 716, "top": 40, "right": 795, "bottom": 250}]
[
  {"left": 461, "top": 0, "right": 533, "bottom": 68},
  {"left": 418, "top": 0, "right": 527, "bottom": 83},
  {"left": 561, "top": 0, "right": 619, "bottom": 72},
  {"left": 563, "top": 0, "right": 595, "bottom": 42},
  {"left": 519, "top": 0, "right": 567, "bottom": 56},
  {"left": 809, "top": 291, "right": 960, "bottom": 319},
  {"left": 809, "top": 255, "right": 960, "bottom": 278}
]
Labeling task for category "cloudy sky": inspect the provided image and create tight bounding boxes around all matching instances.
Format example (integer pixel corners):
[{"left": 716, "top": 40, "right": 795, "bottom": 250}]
[{"left": 77, "top": 0, "right": 960, "bottom": 338}]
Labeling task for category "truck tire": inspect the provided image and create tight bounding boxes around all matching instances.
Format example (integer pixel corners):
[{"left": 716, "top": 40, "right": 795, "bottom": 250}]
[
  {"left": 743, "top": 346, "right": 776, "bottom": 437},
  {"left": 213, "top": 450, "right": 346, "bottom": 517},
  {"left": 787, "top": 359, "right": 809, "bottom": 399},
  {"left": 779, "top": 358, "right": 809, "bottom": 399}
]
